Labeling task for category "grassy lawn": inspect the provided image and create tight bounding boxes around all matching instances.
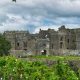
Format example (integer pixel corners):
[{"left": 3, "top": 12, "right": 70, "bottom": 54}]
[{"left": 31, "top": 55, "right": 80, "bottom": 61}]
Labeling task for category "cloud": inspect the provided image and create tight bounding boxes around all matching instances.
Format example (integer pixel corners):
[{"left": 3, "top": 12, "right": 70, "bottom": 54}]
[{"left": 0, "top": 0, "right": 80, "bottom": 33}]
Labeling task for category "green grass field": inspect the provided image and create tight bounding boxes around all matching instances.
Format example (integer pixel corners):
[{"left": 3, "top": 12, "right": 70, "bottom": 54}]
[{"left": 31, "top": 55, "right": 80, "bottom": 61}]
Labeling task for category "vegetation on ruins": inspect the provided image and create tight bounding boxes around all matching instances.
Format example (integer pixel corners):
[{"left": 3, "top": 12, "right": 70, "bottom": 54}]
[
  {"left": 0, "top": 56, "right": 80, "bottom": 80},
  {"left": 0, "top": 34, "right": 11, "bottom": 56}
]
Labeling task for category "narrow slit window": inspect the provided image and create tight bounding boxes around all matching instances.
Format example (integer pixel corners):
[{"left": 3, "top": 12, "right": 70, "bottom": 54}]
[
  {"left": 60, "top": 36, "right": 63, "bottom": 41},
  {"left": 60, "top": 42, "right": 63, "bottom": 49},
  {"left": 52, "top": 44, "right": 53, "bottom": 49},
  {"left": 67, "top": 39, "right": 69, "bottom": 43}
]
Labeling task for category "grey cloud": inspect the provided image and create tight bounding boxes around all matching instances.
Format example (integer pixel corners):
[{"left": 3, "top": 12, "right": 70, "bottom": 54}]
[
  {"left": 0, "top": 0, "right": 80, "bottom": 33},
  {"left": 0, "top": 14, "right": 9, "bottom": 25},
  {"left": 4, "top": 0, "right": 80, "bottom": 19}
]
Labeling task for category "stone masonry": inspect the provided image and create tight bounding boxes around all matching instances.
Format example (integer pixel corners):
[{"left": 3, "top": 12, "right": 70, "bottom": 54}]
[{"left": 3, "top": 25, "right": 80, "bottom": 56}]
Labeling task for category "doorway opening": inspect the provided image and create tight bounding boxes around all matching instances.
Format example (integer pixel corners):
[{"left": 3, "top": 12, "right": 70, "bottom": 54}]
[{"left": 41, "top": 50, "right": 47, "bottom": 55}]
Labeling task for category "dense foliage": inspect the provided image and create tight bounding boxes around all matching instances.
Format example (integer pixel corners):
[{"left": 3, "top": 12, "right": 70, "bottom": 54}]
[
  {"left": 56, "top": 59, "right": 79, "bottom": 80},
  {"left": 0, "top": 34, "right": 11, "bottom": 56},
  {"left": 0, "top": 56, "right": 79, "bottom": 80}
]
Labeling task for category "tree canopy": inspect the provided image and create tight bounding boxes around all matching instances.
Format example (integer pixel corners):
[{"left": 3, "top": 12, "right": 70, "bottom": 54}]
[
  {"left": 0, "top": 34, "right": 11, "bottom": 56},
  {"left": 12, "top": 0, "right": 16, "bottom": 2}
]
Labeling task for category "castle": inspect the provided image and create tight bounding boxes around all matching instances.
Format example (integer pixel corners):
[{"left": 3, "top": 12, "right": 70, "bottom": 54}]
[{"left": 4, "top": 25, "right": 80, "bottom": 57}]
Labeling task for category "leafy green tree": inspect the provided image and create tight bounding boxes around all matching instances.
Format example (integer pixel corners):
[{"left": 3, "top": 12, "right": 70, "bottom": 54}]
[{"left": 0, "top": 34, "right": 11, "bottom": 56}]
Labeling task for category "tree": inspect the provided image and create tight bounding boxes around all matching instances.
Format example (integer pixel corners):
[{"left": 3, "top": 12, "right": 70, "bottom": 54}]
[
  {"left": 0, "top": 34, "right": 11, "bottom": 56},
  {"left": 12, "top": 0, "right": 16, "bottom": 2}
]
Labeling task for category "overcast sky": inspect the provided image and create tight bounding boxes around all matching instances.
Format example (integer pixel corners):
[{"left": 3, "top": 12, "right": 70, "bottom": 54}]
[{"left": 0, "top": 0, "right": 80, "bottom": 33}]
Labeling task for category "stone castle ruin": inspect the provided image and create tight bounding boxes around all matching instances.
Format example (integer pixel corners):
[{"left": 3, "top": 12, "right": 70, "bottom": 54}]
[{"left": 3, "top": 25, "right": 80, "bottom": 57}]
